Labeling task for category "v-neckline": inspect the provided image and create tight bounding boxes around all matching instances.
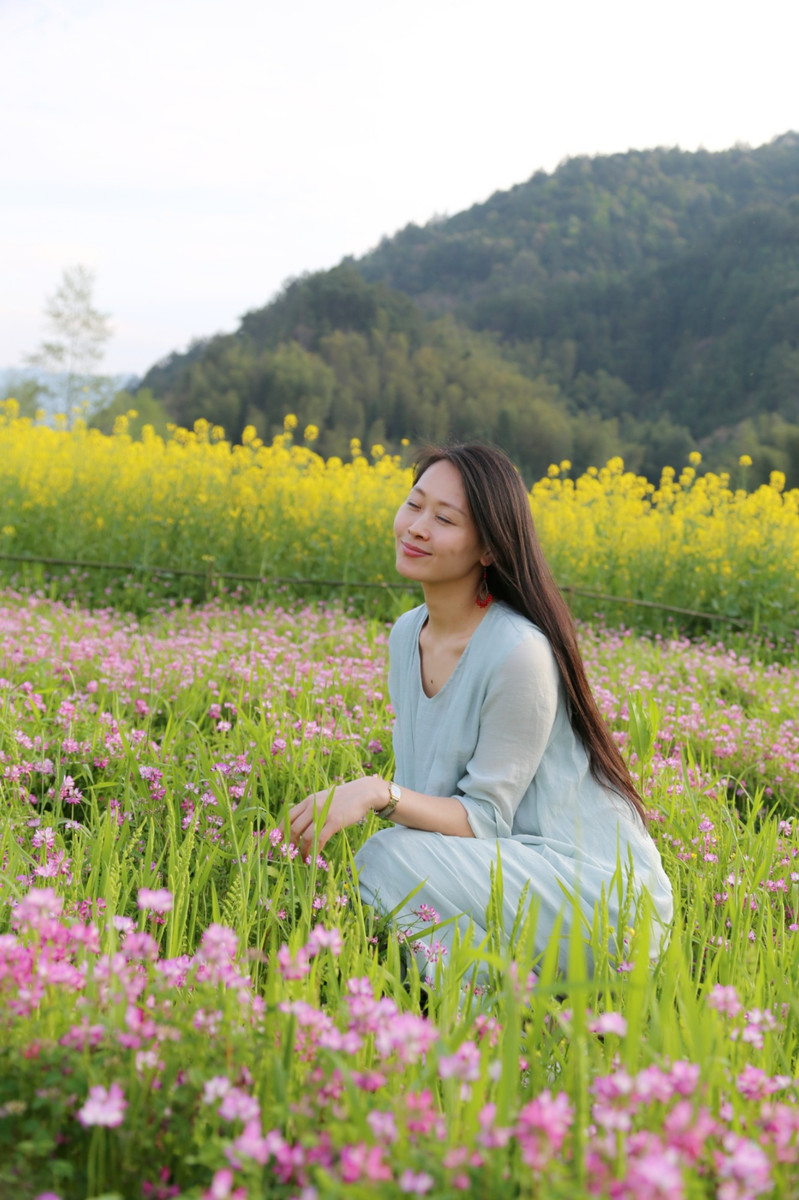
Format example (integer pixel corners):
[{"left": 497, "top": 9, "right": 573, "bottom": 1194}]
[{"left": 416, "top": 604, "right": 494, "bottom": 700}]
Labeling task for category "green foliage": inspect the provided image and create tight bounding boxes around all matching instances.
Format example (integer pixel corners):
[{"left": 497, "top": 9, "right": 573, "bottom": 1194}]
[
  {"left": 1, "top": 598, "right": 798, "bottom": 1195},
  {"left": 140, "top": 135, "right": 799, "bottom": 484},
  {"left": 89, "top": 387, "right": 170, "bottom": 438}
]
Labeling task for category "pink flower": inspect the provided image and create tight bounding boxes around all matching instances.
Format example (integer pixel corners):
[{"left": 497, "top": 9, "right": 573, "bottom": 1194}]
[
  {"left": 707, "top": 984, "right": 743, "bottom": 1018},
  {"left": 12, "top": 887, "right": 64, "bottom": 928},
  {"left": 413, "top": 903, "right": 440, "bottom": 924},
  {"left": 122, "top": 930, "right": 159, "bottom": 960},
  {"left": 202, "top": 1169, "right": 247, "bottom": 1200},
  {"left": 736, "top": 1065, "right": 776, "bottom": 1101},
  {"left": 516, "top": 1089, "right": 573, "bottom": 1169},
  {"left": 340, "top": 1142, "right": 391, "bottom": 1183},
  {"left": 399, "top": 1170, "right": 435, "bottom": 1195},
  {"left": 218, "top": 1087, "right": 260, "bottom": 1123},
  {"left": 589, "top": 1011, "right": 628, "bottom": 1036},
  {"left": 366, "top": 1110, "right": 398, "bottom": 1142},
  {"left": 77, "top": 1082, "right": 127, "bottom": 1128},
  {"left": 277, "top": 943, "right": 311, "bottom": 979},
  {"left": 137, "top": 887, "right": 174, "bottom": 913},
  {"left": 715, "top": 1133, "right": 771, "bottom": 1200},
  {"left": 202, "top": 1076, "right": 231, "bottom": 1104},
  {"left": 199, "top": 924, "right": 239, "bottom": 965},
  {"left": 226, "top": 1117, "right": 274, "bottom": 1166},
  {"left": 306, "top": 926, "right": 343, "bottom": 956},
  {"left": 438, "top": 1040, "right": 481, "bottom": 1082},
  {"left": 625, "top": 1144, "right": 685, "bottom": 1199}
]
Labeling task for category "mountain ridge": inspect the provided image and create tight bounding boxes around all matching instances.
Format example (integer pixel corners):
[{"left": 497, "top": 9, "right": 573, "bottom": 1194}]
[{"left": 136, "top": 133, "right": 799, "bottom": 485}]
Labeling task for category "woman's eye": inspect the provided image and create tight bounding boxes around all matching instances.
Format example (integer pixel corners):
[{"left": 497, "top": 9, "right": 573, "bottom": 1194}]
[
  {"left": 406, "top": 499, "right": 420, "bottom": 510},
  {"left": 436, "top": 515, "right": 452, "bottom": 524}
]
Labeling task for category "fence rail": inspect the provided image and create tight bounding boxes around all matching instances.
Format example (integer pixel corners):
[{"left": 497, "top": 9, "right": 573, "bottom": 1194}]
[{"left": 0, "top": 550, "right": 762, "bottom": 629}]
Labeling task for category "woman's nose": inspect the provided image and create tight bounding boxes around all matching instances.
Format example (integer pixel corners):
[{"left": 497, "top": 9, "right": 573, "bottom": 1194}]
[{"left": 408, "top": 515, "right": 429, "bottom": 538}]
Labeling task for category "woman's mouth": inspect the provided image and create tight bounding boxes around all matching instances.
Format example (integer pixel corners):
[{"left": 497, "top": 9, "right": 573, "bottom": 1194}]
[{"left": 400, "top": 541, "right": 431, "bottom": 558}]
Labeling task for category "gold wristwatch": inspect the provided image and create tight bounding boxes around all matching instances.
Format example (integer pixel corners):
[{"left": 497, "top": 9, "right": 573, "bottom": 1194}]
[{"left": 376, "top": 780, "right": 401, "bottom": 820}]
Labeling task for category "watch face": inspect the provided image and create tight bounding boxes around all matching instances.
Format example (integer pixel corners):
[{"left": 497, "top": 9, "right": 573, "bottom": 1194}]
[{"left": 389, "top": 782, "right": 401, "bottom": 802}]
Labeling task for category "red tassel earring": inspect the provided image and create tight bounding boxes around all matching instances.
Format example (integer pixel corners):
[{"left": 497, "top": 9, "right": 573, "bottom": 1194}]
[{"left": 476, "top": 566, "right": 493, "bottom": 608}]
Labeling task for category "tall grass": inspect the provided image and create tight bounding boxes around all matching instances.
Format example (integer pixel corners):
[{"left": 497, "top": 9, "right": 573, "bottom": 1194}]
[{"left": 1, "top": 592, "right": 797, "bottom": 1196}]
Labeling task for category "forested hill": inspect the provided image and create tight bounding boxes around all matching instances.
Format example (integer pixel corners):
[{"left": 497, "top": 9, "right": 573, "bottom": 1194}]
[{"left": 137, "top": 133, "right": 799, "bottom": 484}]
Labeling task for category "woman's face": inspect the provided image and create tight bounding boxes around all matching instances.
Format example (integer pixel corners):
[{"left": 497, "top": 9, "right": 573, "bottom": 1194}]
[{"left": 394, "top": 459, "right": 490, "bottom": 587}]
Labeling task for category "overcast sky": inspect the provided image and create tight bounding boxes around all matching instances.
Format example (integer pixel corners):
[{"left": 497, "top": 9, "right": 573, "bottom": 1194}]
[{"left": 2, "top": 0, "right": 797, "bottom": 378}]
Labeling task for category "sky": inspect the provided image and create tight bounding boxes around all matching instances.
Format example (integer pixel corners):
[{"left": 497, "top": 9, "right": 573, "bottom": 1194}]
[{"left": 2, "top": 0, "right": 798, "bottom": 380}]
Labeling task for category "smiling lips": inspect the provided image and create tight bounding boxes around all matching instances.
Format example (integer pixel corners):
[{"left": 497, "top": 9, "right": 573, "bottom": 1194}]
[{"left": 400, "top": 540, "right": 431, "bottom": 558}]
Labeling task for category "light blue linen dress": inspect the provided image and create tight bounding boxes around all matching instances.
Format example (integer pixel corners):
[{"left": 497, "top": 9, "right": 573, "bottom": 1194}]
[{"left": 354, "top": 601, "right": 673, "bottom": 976}]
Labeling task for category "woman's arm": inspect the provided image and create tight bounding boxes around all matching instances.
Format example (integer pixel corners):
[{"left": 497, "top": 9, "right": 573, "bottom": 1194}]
[
  {"left": 289, "top": 630, "right": 560, "bottom": 856},
  {"left": 288, "top": 775, "right": 473, "bottom": 857}
]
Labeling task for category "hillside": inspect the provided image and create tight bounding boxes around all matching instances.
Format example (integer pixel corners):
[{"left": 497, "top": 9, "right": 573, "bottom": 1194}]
[{"left": 138, "top": 134, "right": 799, "bottom": 484}]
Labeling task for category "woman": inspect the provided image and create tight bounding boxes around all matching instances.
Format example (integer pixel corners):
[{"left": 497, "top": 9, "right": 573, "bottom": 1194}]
[{"left": 289, "top": 444, "right": 673, "bottom": 976}]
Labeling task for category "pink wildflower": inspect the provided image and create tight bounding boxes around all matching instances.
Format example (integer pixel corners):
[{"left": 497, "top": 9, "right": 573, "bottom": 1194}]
[
  {"left": 202, "top": 1076, "right": 231, "bottom": 1104},
  {"left": 306, "top": 926, "right": 343, "bottom": 956},
  {"left": 589, "top": 1011, "right": 628, "bottom": 1036},
  {"left": 226, "top": 1117, "right": 273, "bottom": 1166},
  {"left": 202, "top": 1168, "right": 247, "bottom": 1200},
  {"left": 625, "top": 1144, "right": 685, "bottom": 1199},
  {"left": 277, "top": 943, "right": 311, "bottom": 979},
  {"left": 12, "top": 887, "right": 64, "bottom": 928},
  {"left": 438, "top": 1040, "right": 481, "bottom": 1082},
  {"left": 715, "top": 1133, "right": 771, "bottom": 1200},
  {"left": 137, "top": 887, "right": 174, "bottom": 913},
  {"left": 199, "top": 924, "right": 239, "bottom": 965},
  {"left": 516, "top": 1089, "right": 573, "bottom": 1170},
  {"left": 707, "top": 984, "right": 743, "bottom": 1017},
  {"left": 366, "top": 1110, "right": 398, "bottom": 1142},
  {"left": 340, "top": 1142, "right": 391, "bottom": 1183},
  {"left": 218, "top": 1087, "right": 260, "bottom": 1123},
  {"left": 77, "top": 1082, "right": 127, "bottom": 1128},
  {"left": 399, "top": 1170, "right": 435, "bottom": 1195}
]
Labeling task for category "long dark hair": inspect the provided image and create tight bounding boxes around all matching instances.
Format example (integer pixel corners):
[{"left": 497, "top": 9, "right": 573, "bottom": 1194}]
[{"left": 414, "top": 443, "right": 648, "bottom": 825}]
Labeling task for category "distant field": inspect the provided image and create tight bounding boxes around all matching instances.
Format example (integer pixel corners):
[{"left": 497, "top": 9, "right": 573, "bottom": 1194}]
[{"left": 1, "top": 401, "right": 798, "bottom": 639}]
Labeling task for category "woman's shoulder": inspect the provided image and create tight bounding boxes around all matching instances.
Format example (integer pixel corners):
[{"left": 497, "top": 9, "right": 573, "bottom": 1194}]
[
  {"left": 480, "top": 603, "right": 559, "bottom": 684},
  {"left": 488, "top": 602, "right": 551, "bottom": 654}
]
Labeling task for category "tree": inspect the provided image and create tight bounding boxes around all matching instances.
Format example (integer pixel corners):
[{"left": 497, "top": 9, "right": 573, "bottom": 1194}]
[{"left": 26, "top": 265, "right": 113, "bottom": 419}]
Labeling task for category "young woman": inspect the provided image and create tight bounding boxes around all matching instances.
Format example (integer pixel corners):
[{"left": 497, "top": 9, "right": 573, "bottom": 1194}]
[{"left": 289, "top": 444, "right": 673, "bottom": 976}]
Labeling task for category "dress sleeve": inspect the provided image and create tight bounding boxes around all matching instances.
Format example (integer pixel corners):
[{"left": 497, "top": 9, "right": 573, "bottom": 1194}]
[{"left": 456, "top": 632, "right": 560, "bottom": 839}]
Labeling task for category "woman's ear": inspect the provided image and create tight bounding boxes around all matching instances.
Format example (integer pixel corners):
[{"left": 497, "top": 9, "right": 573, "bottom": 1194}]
[{"left": 481, "top": 549, "right": 494, "bottom": 567}]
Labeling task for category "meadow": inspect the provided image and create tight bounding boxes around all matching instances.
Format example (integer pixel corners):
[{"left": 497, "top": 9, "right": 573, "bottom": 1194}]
[
  {"left": 1, "top": 589, "right": 798, "bottom": 1199},
  {"left": 2, "top": 402, "right": 799, "bottom": 638},
  {"left": 2, "top": 404, "right": 799, "bottom": 1197}
]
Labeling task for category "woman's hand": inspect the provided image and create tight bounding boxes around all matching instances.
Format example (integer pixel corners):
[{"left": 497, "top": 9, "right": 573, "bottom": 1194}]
[{"left": 288, "top": 776, "right": 384, "bottom": 857}]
